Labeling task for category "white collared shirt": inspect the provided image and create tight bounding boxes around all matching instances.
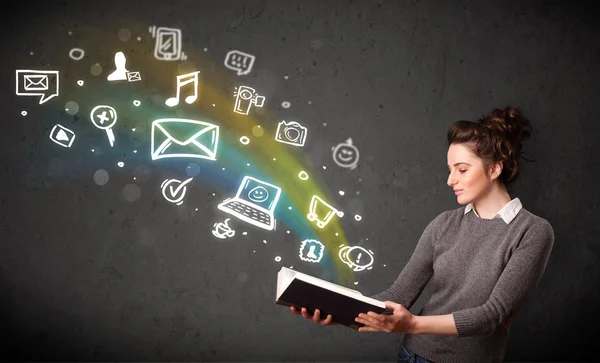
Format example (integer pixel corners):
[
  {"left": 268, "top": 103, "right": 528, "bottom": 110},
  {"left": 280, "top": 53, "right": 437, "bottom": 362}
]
[{"left": 464, "top": 197, "right": 523, "bottom": 224}]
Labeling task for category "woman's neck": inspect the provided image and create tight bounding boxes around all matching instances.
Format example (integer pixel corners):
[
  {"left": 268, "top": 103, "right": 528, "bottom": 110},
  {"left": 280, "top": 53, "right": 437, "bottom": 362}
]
[{"left": 472, "top": 183, "right": 512, "bottom": 219}]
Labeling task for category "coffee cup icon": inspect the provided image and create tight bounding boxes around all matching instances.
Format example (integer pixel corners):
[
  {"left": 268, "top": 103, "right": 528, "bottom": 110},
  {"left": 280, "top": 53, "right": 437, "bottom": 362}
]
[{"left": 212, "top": 218, "right": 236, "bottom": 239}]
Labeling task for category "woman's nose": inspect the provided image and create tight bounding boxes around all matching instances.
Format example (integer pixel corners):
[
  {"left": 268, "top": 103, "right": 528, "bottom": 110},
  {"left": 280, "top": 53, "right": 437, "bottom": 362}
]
[{"left": 447, "top": 174, "right": 456, "bottom": 187}]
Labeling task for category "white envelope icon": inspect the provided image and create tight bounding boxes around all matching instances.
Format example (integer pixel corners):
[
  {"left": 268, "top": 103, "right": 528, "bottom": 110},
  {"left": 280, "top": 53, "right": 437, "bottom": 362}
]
[
  {"left": 127, "top": 71, "right": 141, "bottom": 82},
  {"left": 24, "top": 74, "right": 49, "bottom": 91},
  {"left": 151, "top": 118, "right": 219, "bottom": 161}
]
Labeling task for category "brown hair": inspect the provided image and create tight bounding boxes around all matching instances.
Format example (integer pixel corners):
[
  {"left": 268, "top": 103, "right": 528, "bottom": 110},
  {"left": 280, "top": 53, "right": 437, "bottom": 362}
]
[{"left": 447, "top": 106, "right": 533, "bottom": 186}]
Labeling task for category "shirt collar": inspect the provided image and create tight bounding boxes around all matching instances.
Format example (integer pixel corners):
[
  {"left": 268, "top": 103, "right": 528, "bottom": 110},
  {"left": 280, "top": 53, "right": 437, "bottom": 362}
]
[{"left": 464, "top": 197, "right": 522, "bottom": 224}]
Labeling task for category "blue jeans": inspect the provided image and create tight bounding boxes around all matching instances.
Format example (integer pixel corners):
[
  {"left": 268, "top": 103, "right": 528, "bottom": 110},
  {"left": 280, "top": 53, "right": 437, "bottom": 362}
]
[{"left": 396, "top": 342, "right": 436, "bottom": 363}]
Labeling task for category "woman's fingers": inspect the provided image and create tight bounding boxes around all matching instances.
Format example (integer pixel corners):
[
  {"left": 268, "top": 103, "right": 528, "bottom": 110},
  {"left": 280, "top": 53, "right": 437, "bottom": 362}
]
[
  {"left": 312, "top": 309, "right": 322, "bottom": 322},
  {"left": 301, "top": 307, "right": 312, "bottom": 319},
  {"left": 292, "top": 307, "right": 334, "bottom": 325},
  {"left": 322, "top": 313, "right": 334, "bottom": 325}
]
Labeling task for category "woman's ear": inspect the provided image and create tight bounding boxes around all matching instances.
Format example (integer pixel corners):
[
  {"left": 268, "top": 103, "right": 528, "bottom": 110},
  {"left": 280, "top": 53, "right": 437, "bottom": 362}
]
[{"left": 490, "top": 162, "right": 503, "bottom": 180}]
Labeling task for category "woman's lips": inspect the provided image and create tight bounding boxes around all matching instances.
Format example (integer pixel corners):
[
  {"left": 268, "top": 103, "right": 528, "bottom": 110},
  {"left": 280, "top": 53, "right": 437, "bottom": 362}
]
[{"left": 454, "top": 189, "right": 463, "bottom": 195}]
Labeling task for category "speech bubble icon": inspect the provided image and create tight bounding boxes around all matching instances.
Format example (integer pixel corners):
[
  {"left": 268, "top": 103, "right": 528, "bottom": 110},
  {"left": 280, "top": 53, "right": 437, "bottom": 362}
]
[
  {"left": 15, "top": 70, "right": 59, "bottom": 105},
  {"left": 224, "top": 50, "right": 256, "bottom": 76}
]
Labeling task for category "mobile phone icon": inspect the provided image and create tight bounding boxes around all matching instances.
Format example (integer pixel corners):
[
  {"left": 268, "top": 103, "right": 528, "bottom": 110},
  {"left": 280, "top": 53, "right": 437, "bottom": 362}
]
[{"left": 149, "top": 26, "right": 187, "bottom": 61}]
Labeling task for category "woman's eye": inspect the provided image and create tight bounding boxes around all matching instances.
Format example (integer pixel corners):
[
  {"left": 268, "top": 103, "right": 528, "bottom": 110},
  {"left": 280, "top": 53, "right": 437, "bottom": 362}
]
[{"left": 459, "top": 170, "right": 466, "bottom": 173}]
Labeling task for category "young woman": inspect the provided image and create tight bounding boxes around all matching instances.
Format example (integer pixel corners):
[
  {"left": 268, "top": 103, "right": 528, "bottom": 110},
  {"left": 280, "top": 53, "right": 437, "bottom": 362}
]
[{"left": 290, "top": 107, "right": 555, "bottom": 363}]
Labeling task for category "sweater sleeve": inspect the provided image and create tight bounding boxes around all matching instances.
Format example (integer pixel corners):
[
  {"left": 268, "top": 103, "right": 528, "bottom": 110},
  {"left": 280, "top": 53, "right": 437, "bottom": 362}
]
[
  {"left": 370, "top": 212, "right": 445, "bottom": 309},
  {"left": 452, "top": 219, "right": 555, "bottom": 337}
]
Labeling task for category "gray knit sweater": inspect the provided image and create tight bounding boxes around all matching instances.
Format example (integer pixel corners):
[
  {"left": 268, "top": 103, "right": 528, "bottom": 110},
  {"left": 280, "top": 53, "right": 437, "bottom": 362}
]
[{"left": 370, "top": 205, "right": 554, "bottom": 363}]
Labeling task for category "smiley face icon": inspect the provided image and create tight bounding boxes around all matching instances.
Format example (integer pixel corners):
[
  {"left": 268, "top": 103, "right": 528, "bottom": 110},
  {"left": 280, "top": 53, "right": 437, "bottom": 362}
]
[
  {"left": 248, "top": 186, "right": 269, "bottom": 202},
  {"left": 332, "top": 138, "right": 359, "bottom": 169}
]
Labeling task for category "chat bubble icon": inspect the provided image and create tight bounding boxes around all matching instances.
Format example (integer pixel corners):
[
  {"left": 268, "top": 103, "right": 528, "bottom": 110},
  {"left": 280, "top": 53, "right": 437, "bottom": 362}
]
[
  {"left": 224, "top": 50, "right": 256, "bottom": 76},
  {"left": 16, "top": 70, "right": 59, "bottom": 104}
]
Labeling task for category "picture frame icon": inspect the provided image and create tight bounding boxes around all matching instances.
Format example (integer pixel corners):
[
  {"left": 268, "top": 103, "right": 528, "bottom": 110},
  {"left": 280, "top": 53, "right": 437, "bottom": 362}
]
[{"left": 49, "top": 124, "right": 75, "bottom": 148}]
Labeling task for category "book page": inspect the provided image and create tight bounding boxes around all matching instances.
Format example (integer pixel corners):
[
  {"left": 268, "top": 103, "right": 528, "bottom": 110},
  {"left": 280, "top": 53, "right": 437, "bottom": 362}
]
[{"left": 276, "top": 267, "right": 297, "bottom": 300}]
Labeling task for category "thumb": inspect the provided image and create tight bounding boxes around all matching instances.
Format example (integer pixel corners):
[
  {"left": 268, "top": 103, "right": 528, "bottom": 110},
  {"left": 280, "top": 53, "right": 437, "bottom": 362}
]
[{"left": 384, "top": 301, "right": 402, "bottom": 310}]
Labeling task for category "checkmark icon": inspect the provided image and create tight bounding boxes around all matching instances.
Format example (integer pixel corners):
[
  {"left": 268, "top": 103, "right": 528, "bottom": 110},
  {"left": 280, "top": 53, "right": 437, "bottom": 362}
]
[{"left": 161, "top": 177, "right": 194, "bottom": 205}]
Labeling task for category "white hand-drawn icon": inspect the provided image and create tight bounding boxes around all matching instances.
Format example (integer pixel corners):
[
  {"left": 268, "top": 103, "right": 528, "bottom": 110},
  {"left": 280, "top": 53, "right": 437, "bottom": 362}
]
[
  {"left": 69, "top": 48, "right": 85, "bottom": 61},
  {"left": 161, "top": 177, "right": 193, "bottom": 205},
  {"left": 307, "top": 195, "right": 344, "bottom": 229},
  {"left": 212, "top": 218, "right": 236, "bottom": 239},
  {"left": 275, "top": 121, "right": 307, "bottom": 147},
  {"left": 339, "top": 245, "right": 374, "bottom": 272},
  {"left": 127, "top": 71, "right": 142, "bottom": 82},
  {"left": 233, "top": 86, "right": 265, "bottom": 115},
  {"left": 217, "top": 176, "right": 281, "bottom": 231},
  {"left": 332, "top": 138, "right": 359, "bottom": 169},
  {"left": 90, "top": 105, "right": 117, "bottom": 147},
  {"left": 298, "top": 171, "right": 309, "bottom": 180},
  {"left": 299, "top": 239, "right": 325, "bottom": 263},
  {"left": 151, "top": 118, "right": 219, "bottom": 161},
  {"left": 15, "top": 70, "right": 59, "bottom": 104},
  {"left": 224, "top": 50, "right": 255, "bottom": 75},
  {"left": 107, "top": 52, "right": 129, "bottom": 81},
  {"left": 165, "top": 71, "right": 199, "bottom": 107},
  {"left": 49, "top": 124, "right": 75, "bottom": 148},
  {"left": 149, "top": 25, "right": 187, "bottom": 61}
]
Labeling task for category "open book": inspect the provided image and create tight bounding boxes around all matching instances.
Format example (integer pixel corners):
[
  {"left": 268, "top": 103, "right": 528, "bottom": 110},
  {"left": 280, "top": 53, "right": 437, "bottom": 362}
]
[{"left": 276, "top": 266, "right": 389, "bottom": 330}]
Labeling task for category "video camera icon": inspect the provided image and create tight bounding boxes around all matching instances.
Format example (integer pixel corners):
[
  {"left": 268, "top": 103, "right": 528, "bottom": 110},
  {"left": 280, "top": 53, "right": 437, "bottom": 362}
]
[
  {"left": 233, "top": 86, "right": 265, "bottom": 115},
  {"left": 307, "top": 195, "right": 344, "bottom": 229}
]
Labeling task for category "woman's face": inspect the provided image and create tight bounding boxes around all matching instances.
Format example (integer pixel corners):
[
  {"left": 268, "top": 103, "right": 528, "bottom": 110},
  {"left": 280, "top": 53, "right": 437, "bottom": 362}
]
[{"left": 447, "top": 143, "right": 496, "bottom": 205}]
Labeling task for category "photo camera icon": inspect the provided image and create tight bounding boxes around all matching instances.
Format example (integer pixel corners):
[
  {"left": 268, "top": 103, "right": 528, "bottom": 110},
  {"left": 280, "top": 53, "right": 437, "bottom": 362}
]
[{"left": 275, "top": 121, "right": 307, "bottom": 147}]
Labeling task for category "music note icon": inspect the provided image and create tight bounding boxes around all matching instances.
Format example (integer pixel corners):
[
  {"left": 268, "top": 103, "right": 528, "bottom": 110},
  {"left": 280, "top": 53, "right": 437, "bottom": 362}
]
[{"left": 165, "top": 71, "right": 200, "bottom": 107}]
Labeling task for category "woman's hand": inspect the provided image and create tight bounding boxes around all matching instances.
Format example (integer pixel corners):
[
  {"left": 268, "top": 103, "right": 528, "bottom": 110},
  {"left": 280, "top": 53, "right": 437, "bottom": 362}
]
[
  {"left": 354, "top": 301, "right": 415, "bottom": 333},
  {"left": 290, "top": 306, "right": 338, "bottom": 326}
]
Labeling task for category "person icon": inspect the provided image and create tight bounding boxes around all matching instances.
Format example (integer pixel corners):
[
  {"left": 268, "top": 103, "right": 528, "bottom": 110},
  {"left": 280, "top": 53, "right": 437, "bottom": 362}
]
[
  {"left": 107, "top": 51, "right": 128, "bottom": 81},
  {"left": 307, "top": 245, "right": 317, "bottom": 259}
]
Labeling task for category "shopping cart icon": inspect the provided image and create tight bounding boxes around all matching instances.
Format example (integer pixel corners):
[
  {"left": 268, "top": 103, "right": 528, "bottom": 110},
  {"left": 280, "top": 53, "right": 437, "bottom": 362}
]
[{"left": 307, "top": 195, "right": 344, "bottom": 229}]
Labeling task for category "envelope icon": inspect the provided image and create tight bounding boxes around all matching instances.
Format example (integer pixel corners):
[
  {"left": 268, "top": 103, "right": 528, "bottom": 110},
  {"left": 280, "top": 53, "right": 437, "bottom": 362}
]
[
  {"left": 24, "top": 74, "right": 49, "bottom": 91},
  {"left": 151, "top": 118, "right": 219, "bottom": 161},
  {"left": 127, "top": 71, "right": 141, "bottom": 82}
]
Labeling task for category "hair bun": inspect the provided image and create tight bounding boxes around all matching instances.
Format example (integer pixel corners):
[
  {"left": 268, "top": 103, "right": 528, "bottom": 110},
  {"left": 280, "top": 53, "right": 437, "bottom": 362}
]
[
  {"left": 480, "top": 107, "right": 531, "bottom": 146},
  {"left": 447, "top": 106, "right": 534, "bottom": 186}
]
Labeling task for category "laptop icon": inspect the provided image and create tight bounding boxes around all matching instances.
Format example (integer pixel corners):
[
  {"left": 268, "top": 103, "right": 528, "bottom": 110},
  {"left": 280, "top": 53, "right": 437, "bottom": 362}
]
[{"left": 217, "top": 176, "right": 282, "bottom": 230}]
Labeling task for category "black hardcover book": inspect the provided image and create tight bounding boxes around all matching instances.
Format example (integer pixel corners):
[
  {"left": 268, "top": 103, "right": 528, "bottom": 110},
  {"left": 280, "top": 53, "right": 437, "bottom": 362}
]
[{"left": 276, "top": 267, "right": 389, "bottom": 330}]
